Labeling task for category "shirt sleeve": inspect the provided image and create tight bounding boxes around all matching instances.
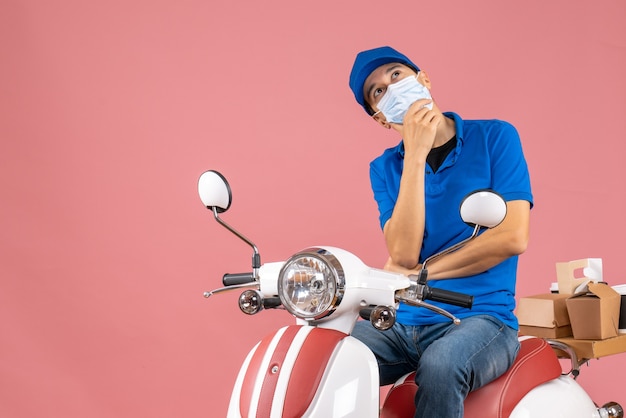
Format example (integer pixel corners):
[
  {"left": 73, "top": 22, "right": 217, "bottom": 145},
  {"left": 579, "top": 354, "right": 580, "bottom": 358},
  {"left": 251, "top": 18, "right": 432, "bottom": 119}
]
[
  {"left": 369, "top": 152, "right": 397, "bottom": 231},
  {"left": 489, "top": 121, "right": 534, "bottom": 207}
]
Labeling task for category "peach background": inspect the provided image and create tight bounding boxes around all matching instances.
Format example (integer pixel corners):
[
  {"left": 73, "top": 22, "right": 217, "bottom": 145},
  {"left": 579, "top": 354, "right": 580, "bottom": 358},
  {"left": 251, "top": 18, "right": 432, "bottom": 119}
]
[{"left": 2, "top": 0, "right": 625, "bottom": 416}]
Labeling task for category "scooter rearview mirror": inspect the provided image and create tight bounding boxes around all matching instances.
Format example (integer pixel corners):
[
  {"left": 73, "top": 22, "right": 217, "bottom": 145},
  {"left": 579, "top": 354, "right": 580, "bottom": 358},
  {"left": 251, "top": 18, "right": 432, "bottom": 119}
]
[
  {"left": 198, "top": 169, "right": 261, "bottom": 281},
  {"left": 459, "top": 190, "right": 507, "bottom": 229},
  {"left": 198, "top": 170, "right": 232, "bottom": 213}
]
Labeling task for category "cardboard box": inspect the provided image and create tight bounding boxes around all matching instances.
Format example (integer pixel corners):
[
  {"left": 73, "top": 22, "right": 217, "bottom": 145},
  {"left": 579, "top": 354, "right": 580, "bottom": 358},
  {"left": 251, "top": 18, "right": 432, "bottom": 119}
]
[
  {"left": 519, "top": 318, "right": 572, "bottom": 338},
  {"left": 556, "top": 258, "right": 602, "bottom": 294},
  {"left": 517, "top": 293, "right": 572, "bottom": 338},
  {"left": 519, "top": 325, "right": 572, "bottom": 339},
  {"left": 613, "top": 285, "right": 626, "bottom": 333},
  {"left": 554, "top": 334, "right": 626, "bottom": 359},
  {"left": 566, "top": 282, "right": 621, "bottom": 340}
]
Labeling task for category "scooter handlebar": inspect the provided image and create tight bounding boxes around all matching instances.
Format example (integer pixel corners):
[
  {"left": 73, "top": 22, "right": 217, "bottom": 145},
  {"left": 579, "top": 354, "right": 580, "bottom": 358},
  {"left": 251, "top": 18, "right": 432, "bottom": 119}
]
[
  {"left": 223, "top": 272, "right": 255, "bottom": 286},
  {"left": 424, "top": 287, "right": 474, "bottom": 309}
]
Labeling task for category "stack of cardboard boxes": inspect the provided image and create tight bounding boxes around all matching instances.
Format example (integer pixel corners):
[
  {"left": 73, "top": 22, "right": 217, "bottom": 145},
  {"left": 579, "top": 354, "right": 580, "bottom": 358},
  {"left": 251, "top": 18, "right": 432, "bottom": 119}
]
[{"left": 517, "top": 258, "right": 626, "bottom": 359}]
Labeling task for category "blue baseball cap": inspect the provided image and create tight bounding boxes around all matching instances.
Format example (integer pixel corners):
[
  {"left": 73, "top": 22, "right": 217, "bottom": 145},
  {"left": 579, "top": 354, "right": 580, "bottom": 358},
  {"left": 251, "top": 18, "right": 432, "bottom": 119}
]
[{"left": 349, "top": 46, "right": 419, "bottom": 113}]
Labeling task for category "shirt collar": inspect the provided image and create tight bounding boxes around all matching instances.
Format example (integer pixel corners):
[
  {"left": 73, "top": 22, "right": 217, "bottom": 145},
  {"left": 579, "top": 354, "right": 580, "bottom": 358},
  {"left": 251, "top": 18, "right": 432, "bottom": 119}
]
[{"left": 396, "top": 112, "right": 464, "bottom": 157}]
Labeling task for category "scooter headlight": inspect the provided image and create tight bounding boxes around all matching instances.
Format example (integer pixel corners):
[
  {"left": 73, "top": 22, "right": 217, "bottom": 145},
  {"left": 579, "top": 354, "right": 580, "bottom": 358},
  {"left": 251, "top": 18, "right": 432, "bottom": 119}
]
[{"left": 277, "top": 247, "right": 345, "bottom": 320}]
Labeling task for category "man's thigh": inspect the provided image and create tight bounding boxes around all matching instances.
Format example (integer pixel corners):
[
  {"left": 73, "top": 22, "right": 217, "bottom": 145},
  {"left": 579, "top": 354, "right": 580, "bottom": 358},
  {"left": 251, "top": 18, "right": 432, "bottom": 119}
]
[
  {"left": 351, "top": 320, "right": 418, "bottom": 385},
  {"left": 419, "top": 315, "right": 519, "bottom": 390}
]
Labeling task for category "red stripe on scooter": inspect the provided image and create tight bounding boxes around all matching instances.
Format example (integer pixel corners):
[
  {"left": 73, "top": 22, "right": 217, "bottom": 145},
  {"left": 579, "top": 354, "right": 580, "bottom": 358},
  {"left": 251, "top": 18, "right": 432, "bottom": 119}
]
[
  {"left": 282, "top": 328, "right": 348, "bottom": 417},
  {"left": 255, "top": 326, "right": 302, "bottom": 417},
  {"left": 238, "top": 328, "right": 283, "bottom": 418}
]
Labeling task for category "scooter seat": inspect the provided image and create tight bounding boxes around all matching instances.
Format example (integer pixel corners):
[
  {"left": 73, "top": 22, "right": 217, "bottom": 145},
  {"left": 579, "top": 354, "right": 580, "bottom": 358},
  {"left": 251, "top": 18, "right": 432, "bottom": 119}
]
[{"left": 380, "top": 336, "right": 562, "bottom": 418}]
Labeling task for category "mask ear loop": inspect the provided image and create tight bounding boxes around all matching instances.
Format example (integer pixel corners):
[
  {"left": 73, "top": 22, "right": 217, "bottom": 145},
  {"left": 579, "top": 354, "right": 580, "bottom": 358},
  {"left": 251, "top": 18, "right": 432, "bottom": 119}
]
[{"left": 371, "top": 110, "right": 391, "bottom": 129}]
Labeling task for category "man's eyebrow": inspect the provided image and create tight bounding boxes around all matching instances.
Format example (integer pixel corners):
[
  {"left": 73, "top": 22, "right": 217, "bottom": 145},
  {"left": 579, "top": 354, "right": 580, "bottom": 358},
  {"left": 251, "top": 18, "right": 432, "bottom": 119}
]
[{"left": 365, "top": 64, "right": 404, "bottom": 103}]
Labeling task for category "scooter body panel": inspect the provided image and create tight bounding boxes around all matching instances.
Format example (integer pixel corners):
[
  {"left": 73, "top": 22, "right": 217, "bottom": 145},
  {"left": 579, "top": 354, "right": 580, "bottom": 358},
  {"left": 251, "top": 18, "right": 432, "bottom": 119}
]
[
  {"left": 510, "top": 375, "right": 600, "bottom": 418},
  {"left": 227, "top": 325, "right": 379, "bottom": 418},
  {"left": 301, "top": 336, "right": 379, "bottom": 418}
]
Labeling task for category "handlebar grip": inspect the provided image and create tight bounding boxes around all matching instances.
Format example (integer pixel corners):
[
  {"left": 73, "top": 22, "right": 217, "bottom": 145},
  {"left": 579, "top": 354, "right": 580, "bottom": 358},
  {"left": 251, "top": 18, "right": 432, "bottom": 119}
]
[
  {"left": 425, "top": 287, "right": 474, "bottom": 309},
  {"left": 359, "top": 305, "right": 376, "bottom": 321},
  {"left": 263, "top": 297, "right": 282, "bottom": 309},
  {"left": 222, "top": 272, "right": 255, "bottom": 286}
]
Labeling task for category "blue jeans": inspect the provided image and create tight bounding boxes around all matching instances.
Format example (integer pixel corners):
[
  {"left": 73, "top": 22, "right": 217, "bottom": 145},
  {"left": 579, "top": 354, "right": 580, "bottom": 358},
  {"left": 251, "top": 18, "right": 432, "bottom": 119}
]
[{"left": 351, "top": 315, "right": 519, "bottom": 418}]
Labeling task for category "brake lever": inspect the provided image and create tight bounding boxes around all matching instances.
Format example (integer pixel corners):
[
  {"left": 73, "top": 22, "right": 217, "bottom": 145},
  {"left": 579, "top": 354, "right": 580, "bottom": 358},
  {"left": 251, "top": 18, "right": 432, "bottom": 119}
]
[
  {"left": 203, "top": 281, "right": 259, "bottom": 298},
  {"left": 395, "top": 275, "right": 461, "bottom": 324}
]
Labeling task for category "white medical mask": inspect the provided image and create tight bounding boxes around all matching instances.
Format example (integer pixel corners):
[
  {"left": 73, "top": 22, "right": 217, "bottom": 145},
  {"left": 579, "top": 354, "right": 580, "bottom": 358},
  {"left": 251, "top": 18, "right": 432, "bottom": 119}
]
[{"left": 374, "top": 73, "right": 433, "bottom": 124}]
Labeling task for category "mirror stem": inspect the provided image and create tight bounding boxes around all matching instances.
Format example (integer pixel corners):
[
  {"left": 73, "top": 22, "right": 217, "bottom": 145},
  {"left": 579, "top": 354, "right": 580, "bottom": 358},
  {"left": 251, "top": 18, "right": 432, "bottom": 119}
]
[
  {"left": 420, "top": 224, "right": 482, "bottom": 282},
  {"left": 212, "top": 207, "right": 261, "bottom": 279}
]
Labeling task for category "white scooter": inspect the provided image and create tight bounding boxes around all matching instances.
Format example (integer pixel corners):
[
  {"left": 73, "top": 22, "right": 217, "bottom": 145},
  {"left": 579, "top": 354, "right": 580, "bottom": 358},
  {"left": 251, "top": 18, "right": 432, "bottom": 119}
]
[{"left": 198, "top": 170, "right": 623, "bottom": 418}]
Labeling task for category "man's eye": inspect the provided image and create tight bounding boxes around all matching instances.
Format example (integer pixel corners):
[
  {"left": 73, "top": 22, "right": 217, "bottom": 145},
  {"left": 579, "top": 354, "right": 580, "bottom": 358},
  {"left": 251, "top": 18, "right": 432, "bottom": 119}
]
[
  {"left": 374, "top": 87, "right": 384, "bottom": 98},
  {"left": 391, "top": 71, "right": 401, "bottom": 79}
]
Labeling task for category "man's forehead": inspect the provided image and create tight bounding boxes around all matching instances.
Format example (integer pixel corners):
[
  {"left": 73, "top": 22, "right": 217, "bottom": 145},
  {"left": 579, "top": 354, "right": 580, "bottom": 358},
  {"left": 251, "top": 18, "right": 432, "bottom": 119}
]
[{"left": 366, "top": 63, "right": 409, "bottom": 80}]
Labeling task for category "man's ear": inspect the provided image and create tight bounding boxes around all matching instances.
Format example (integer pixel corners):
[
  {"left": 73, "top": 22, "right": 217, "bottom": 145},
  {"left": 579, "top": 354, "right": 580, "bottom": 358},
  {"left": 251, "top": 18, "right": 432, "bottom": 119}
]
[
  {"left": 418, "top": 70, "right": 432, "bottom": 89},
  {"left": 372, "top": 113, "right": 392, "bottom": 129}
]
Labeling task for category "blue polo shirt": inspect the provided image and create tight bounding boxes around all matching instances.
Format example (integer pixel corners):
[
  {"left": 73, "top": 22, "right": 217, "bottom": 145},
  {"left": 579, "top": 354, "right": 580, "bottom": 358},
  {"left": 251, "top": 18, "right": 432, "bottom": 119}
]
[{"left": 369, "top": 112, "right": 533, "bottom": 329}]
